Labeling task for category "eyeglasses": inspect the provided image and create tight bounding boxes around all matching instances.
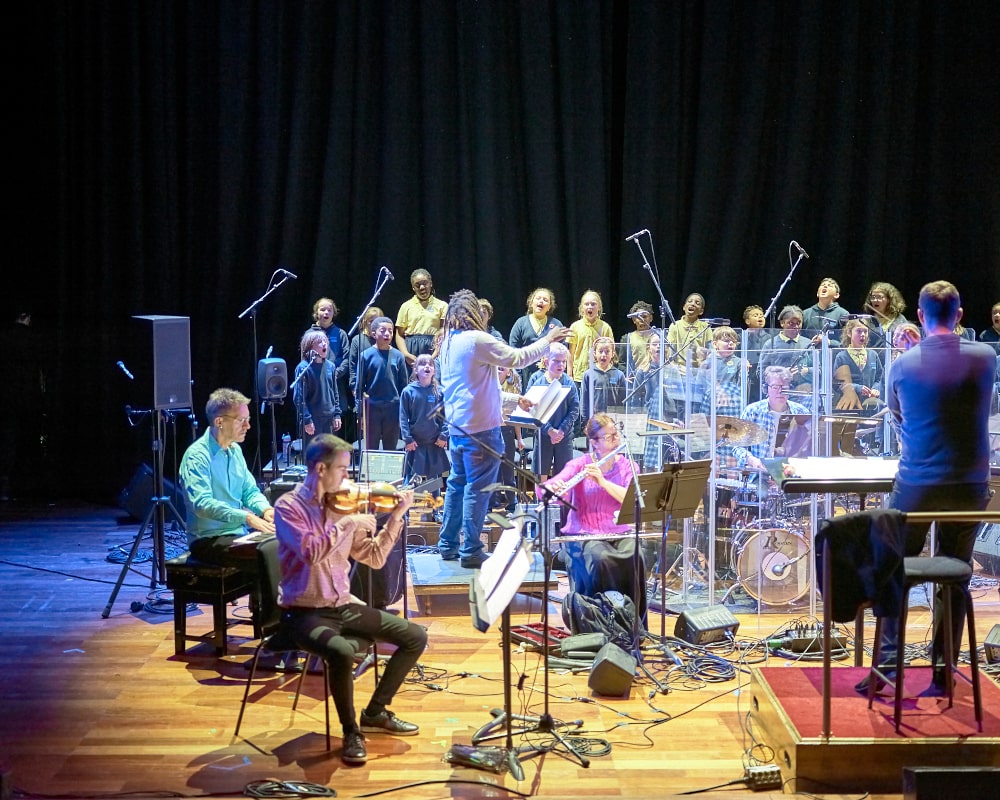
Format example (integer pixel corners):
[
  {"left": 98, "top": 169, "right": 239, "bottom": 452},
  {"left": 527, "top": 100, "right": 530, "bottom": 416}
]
[
  {"left": 222, "top": 415, "right": 251, "bottom": 425},
  {"left": 592, "top": 430, "right": 620, "bottom": 443},
  {"left": 869, "top": 293, "right": 886, "bottom": 301},
  {"left": 767, "top": 383, "right": 792, "bottom": 390},
  {"left": 781, "top": 319, "right": 802, "bottom": 327}
]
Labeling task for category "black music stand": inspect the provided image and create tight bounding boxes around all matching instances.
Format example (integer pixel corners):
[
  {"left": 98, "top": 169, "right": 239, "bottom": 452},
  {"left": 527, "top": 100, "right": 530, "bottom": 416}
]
[
  {"left": 617, "top": 460, "right": 711, "bottom": 640},
  {"left": 468, "top": 519, "right": 541, "bottom": 780}
]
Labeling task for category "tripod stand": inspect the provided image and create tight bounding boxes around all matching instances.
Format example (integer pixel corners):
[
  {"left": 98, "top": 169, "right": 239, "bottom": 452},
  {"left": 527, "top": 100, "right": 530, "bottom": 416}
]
[{"left": 103, "top": 409, "right": 186, "bottom": 618}]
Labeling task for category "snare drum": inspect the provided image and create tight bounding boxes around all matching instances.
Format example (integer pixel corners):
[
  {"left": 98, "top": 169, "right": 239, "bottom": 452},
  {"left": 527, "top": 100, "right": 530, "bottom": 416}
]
[{"left": 731, "top": 521, "right": 810, "bottom": 605}]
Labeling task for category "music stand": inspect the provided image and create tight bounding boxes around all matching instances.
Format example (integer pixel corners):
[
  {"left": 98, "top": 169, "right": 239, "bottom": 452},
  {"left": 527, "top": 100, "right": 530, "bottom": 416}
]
[
  {"left": 616, "top": 460, "right": 711, "bottom": 640},
  {"left": 468, "top": 520, "right": 544, "bottom": 780}
]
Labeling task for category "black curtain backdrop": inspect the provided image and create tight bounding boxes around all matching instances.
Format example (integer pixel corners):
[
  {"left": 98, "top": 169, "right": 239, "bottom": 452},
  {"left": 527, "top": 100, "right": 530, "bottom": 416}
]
[{"left": 8, "top": 0, "right": 999, "bottom": 502}]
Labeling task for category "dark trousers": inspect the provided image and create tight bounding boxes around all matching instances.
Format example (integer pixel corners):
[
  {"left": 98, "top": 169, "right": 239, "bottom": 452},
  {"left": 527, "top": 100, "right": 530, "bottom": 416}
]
[
  {"left": 282, "top": 603, "right": 427, "bottom": 734},
  {"left": 879, "top": 480, "right": 991, "bottom": 667},
  {"left": 188, "top": 534, "right": 278, "bottom": 628},
  {"left": 364, "top": 400, "right": 400, "bottom": 450}
]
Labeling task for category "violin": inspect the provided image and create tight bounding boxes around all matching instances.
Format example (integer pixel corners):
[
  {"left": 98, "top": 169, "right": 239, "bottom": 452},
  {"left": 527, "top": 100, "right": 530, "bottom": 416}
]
[{"left": 328, "top": 480, "right": 444, "bottom": 515}]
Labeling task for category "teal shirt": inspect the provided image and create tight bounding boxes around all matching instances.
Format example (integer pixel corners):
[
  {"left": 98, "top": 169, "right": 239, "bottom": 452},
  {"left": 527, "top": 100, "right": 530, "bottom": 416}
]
[{"left": 178, "top": 430, "right": 270, "bottom": 543}]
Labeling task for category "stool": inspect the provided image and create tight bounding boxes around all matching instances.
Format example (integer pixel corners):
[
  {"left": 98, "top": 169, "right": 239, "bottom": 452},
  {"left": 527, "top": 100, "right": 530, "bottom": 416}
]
[
  {"left": 165, "top": 554, "right": 255, "bottom": 655},
  {"left": 869, "top": 555, "right": 983, "bottom": 732}
]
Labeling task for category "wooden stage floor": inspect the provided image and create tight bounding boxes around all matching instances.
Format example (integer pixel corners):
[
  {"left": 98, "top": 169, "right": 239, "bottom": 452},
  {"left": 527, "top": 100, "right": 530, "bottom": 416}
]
[{"left": 1, "top": 501, "right": 999, "bottom": 800}]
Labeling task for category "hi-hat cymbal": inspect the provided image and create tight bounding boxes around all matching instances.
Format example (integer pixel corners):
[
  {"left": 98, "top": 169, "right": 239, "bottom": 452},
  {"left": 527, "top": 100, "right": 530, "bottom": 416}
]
[{"left": 714, "top": 416, "right": 768, "bottom": 446}]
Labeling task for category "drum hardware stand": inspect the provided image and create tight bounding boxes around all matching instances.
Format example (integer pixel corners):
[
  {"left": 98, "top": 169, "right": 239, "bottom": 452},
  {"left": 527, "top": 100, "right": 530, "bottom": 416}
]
[{"left": 103, "top": 407, "right": 187, "bottom": 618}]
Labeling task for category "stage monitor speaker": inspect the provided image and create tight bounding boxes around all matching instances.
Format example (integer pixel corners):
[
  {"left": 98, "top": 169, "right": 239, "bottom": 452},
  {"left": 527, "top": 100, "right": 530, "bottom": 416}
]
[
  {"left": 902, "top": 766, "right": 1000, "bottom": 799},
  {"left": 973, "top": 523, "right": 1000, "bottom": 576},
  {"left": 257, "top": 358, "right": 288, "bottom": 400},
  {"left": 133, "top": 315, "right": 193, "bottom": 410},
  {"left": 118, "top": 463, "right": 186, "bottom": 521},
  {"left": 984, "top": 623, "right": 1000, "bottom": 664},
  {"left": 587, "top": 642, "right": 636, "bottom": 697},
  {"left": 674, "top": 606, "right": 740, "bottom": 645}
]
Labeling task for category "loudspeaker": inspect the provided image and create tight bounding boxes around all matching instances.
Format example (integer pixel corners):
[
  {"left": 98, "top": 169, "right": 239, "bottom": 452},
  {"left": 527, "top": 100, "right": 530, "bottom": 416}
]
[
  {"left": 587, "top": 642, "right": 636, "bottom": 697},
  {"left": 118, "top": 464, "right": 186, "bottom": 521},
  {"left": 133, "top": 315, "right": 193, "bottom": 410},
  {"left": 984, "top": 623, "right": 1000, "bottom": 664},
  {"left": 902, "top": 766, "right": 1000, "bottom": 799},
  {"left": 674, "top": 606, "right": 740, "bottom": 645},
  {"left": 257, "top": 358, "right": 288, "bottom": 400}
]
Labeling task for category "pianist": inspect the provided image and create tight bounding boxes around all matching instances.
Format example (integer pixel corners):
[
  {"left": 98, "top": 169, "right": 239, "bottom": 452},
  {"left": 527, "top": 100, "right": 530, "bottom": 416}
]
[
  {"left": 179, "top": 387, "right": 278, "bottom": 624},
  {"left": 538, "top": 413, "right": 646, "bottom": 613}
]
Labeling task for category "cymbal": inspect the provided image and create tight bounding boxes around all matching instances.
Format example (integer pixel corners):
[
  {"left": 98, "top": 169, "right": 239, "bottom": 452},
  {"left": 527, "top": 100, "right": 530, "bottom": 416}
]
[{"left": 714, "top": 416, "right": 768, "bottom": 446}]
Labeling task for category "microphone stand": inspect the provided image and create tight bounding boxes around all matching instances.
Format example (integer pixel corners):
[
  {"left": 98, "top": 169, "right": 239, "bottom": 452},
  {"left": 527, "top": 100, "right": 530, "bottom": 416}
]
[
  {"left": 763, "top": 242, "right": 808, "bottom": 329},
  {"left": 237, "top": 269, "right": 296, "bottom": 480},
  {"left": 347, "top": 267, "right": 393, "bottom": 472},
  {"left": 618, "top": 431, "right": 668, "bottom": 693},
  {"left": 626, "top": 230, "right": 675, "bottom": 330},
  {"left": 446, "top": 412, "right": 587, "bottom": 767}
]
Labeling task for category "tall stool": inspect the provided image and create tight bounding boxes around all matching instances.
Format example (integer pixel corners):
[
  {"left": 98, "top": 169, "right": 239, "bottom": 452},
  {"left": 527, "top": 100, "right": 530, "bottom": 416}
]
[{"left": 869, "top": 555, "right": 983, "bottom": 732}]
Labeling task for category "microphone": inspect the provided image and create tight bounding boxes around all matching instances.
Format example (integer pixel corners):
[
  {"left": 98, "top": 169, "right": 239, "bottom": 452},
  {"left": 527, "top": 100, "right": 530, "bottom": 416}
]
[
  {"left": 308, "top": 349, "right": 318, "bottom": 360},
  {"left": 626, "top": 311, "right": 650, "bottom": 319},
  {"left": 279, "top": 268, "right": 298, "bottom": 279},
  {"left": 264, "top": 345, "right": 274, "bottom": 358},
  {"left": 425, "top": 401, "right": 444, "bottom": 420},
  {"left": 703, "top": 318, "right": 731, "bottom": 326},
  {"left": 791, "top": 241, "right": 810, "bottom": 259},
  {"left": 844, "top": 314, "right": 874, "bottom": 320},
  {"left": 382, "top": 266, "right": 395, "bottom": 281},
  {"left": 116, "top": 361, "right": 135, "bottom": 380},
  {"left": 625, "top": 229, "right": 648, "bottom": 242}
]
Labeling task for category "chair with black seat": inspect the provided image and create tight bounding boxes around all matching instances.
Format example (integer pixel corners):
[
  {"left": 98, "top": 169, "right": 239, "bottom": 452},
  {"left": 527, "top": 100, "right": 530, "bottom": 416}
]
[
  {"left": 869, "top": 554, "right": 983, "bottom": 732},
  {"left": 818, "top": 509, "right": 983, "bottom": 732},
  {"left": 233, "top": 538, "right": 373, "bottom": 748}
]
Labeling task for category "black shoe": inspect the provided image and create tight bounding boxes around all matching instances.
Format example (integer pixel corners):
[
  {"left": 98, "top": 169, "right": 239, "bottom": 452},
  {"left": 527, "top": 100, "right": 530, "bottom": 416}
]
[
  {"left": 360, "top": 709, "right": 419, "bottom": 736},
  {"left": 341, "top": 731, "right": 367, "bottom": 765},
  {"left": 439, "top": 550, "right": 459, "bottom": 561},
  {"left": 855, "top": 670, "right": 895, "bottom": 696},
  {"left": 460, "top": 552, "right": 488, "bottom": 569}
]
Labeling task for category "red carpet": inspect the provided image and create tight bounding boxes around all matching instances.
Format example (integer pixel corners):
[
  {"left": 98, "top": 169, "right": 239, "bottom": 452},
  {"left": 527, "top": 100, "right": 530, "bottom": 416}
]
[{"left": 757, "top": 666, "right": 1000, "bottom": 739}]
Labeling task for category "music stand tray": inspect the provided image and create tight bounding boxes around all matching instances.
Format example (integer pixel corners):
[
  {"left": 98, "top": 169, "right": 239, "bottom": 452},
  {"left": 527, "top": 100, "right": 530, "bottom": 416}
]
[{"left": 615, "top": 458, "right": 711, "bottom": 527}]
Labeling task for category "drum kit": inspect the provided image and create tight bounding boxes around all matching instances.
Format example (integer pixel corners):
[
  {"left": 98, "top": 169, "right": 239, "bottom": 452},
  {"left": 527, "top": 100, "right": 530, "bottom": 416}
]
[{"left": 701, "top": 415, "right": 815, "bottom": 606}]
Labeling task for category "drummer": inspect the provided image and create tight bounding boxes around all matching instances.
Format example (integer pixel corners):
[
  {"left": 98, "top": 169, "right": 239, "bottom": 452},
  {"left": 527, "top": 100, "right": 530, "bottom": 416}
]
[
  {"left": 538, "top": 413, "right": 646, "bottom": 615},
  {"left": 730, "top": 366, "right": 810, "bottom": 473}
]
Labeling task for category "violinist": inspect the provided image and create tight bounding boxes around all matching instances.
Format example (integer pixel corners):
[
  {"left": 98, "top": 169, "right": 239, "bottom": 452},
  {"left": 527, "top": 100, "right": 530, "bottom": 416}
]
[
  {"left": 539, "top": 414, "right": 646, "bottom": 614},
  {"left": 274, "top": 434, "right": 427, "bottom": 766}
]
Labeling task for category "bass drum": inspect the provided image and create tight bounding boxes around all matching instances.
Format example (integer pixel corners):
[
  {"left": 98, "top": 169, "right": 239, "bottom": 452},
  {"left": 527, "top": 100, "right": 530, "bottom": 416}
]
[{"left": 732, "top": 521, "right": 810, "bottom": 605}]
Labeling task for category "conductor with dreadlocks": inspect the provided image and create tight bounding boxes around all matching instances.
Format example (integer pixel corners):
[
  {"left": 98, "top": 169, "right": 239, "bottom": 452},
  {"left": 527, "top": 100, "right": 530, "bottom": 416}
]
[{"left": 437, "top": 289, "right": 570, "bottom": 568}]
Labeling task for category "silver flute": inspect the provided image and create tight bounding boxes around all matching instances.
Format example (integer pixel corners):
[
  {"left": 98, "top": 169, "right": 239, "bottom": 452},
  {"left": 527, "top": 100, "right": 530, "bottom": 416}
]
[{"left": 552, "top": 442, "right": 627, "bottom": 497}]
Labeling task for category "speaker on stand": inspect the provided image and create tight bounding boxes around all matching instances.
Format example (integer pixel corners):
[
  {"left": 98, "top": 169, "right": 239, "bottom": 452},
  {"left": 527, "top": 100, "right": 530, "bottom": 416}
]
[
  {"left": 257, "top": 357, "right": 288, "bottom": 481},
  {"left": 104, "top": 315, "right": 192, "bottom": 618}
]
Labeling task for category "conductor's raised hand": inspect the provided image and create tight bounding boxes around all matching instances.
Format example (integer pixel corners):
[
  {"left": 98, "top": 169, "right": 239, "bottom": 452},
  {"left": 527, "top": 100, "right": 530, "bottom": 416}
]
[{"left": 544, "top": 325, "right": 572, "bottom": 344}]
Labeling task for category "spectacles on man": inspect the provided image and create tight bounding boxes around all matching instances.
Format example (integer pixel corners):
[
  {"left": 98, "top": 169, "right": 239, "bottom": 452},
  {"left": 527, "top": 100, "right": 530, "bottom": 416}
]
[{"left": 222, "top": 415, "right": 251, "bottom": 425}]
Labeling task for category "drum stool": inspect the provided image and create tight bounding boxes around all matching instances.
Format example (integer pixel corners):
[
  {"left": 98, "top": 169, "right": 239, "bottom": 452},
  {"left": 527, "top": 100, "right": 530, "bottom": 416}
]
[
  {"left": 166, "top": 554, "right": 257, "bottom": 655},
  {"left": 868, "top": 555, "right": 983, "bottom": 732}
]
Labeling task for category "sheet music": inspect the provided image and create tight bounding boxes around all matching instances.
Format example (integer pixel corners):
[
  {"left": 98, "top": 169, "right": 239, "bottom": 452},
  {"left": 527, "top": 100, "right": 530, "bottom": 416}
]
[
  {"left": 785, "top": 456, "right": 898, "bottom": 481},
  {"left": 475, "top": 526, "right": 534, "bottom": 628}
]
